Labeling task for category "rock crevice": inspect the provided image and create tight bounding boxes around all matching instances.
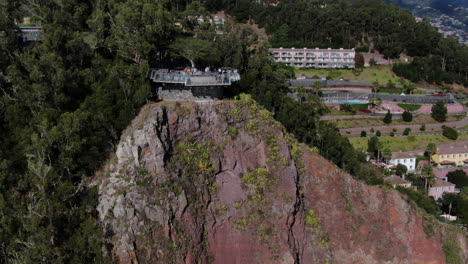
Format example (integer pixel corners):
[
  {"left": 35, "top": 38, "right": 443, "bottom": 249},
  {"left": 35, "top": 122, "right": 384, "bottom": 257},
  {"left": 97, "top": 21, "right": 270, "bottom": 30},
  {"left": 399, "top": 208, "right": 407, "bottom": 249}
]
[{"left": 95, "top": 99, "right": 467, "bottom": 264}]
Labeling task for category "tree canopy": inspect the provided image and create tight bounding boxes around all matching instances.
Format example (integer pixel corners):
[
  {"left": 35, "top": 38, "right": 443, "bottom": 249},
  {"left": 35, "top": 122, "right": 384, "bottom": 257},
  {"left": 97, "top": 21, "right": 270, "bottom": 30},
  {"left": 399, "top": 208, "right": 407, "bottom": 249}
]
[
  {"left": 170, "top": 37, "right": 219, "bottom": 68},
  {"left": 431, "top": 100, "right": 448, "bottom": 122}
]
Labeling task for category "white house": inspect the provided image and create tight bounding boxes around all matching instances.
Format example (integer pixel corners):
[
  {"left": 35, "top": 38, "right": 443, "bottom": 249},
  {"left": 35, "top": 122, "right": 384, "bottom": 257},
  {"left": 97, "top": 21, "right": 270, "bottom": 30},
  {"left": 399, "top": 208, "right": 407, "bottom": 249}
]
[{"left": 388, "top": 152, "right": 416, "bottom": 172}]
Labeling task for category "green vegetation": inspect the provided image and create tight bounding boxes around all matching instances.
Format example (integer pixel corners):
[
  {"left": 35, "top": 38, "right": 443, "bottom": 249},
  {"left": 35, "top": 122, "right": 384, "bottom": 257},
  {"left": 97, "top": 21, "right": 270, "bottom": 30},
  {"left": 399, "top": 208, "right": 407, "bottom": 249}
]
[
  {"left": 305, "top": 210, "right": 321, "bottom": 229},
  {"left": 442, "top": 126, "right": 458, "bottom": 140},
  {"left": 447, "top": 170, "right": 468, "bottom": 188},
  {"left": 383, "top": 110, "right": 392, "bottom": 124},
  {"left": 442, "top": 240, "right": 463, "bottom": 264},
  {"left": 227, "top": 126, "right": 239, "bottom": 138},
  {"left": 328, "top": 114, "right": 460, "bottom": 129},
  {"left": 295, "top": 66, "right": 402, "bottom": 84},
  {"left": 402, "top": 111, "right": 413, "bottom": 122},
  {"left": 217, "top": 0, "right": 468, "bottom": 85},
  {"left": 349, "top": 132, "right": 468, "bottom": 152},
  {"left": 0, "top": 0, "right": 259, "bottom": 260},
  {"left": 395, "top": 164, "right": 407, "bottom": 177},
  {"left": 396, "top": 186, "right": 438, "bottom": 216},
  {"left": 432, "top": 101, "right": 448, "bottom": 122},
  {"left": 403, "top": 128, "right": 411, "bottom": 136},
  {"left": 398, "top": 104, "right": 422, "bottom": 112}
]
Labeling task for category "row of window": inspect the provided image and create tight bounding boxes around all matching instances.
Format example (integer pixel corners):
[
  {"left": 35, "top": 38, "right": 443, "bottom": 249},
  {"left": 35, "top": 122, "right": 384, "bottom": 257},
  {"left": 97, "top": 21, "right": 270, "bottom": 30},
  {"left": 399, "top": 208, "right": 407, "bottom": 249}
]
[
  {"left": 273, "top": 52, "right": 354, "bottom": 58},
  {"left": 440, "top": 153, "right": 468, "bottom": 159},
  {"left": 397, "top": 158, "right": 415, "bottom": 163}
]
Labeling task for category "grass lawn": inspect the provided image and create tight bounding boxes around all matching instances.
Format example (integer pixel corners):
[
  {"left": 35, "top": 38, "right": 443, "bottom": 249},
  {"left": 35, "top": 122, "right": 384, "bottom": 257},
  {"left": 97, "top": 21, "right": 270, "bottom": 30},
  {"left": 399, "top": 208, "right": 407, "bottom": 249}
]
[
  {"left": 295, "top": 65, "right": 403, "bottom": 84},
  {"left": 397, "top": 103, "right": 422, "bottom": 111},
  {"left": 327, "top": 114, "right": 460, "bottom": 129},
  {"left": 349, "top": 132, "right": 468, "bottom": 152},
  {"left": 326, "top": 107, "right": 355, "bottom": 116}
]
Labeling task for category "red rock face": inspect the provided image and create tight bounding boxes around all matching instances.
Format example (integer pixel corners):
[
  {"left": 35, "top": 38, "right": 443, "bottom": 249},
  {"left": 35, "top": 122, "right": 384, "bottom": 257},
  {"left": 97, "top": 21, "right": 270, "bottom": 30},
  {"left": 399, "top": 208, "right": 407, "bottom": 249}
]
[
  {"left": 96, "top": 99, "right": 467, "bottom": 264},
  {"left": 301, "top": 151, "right": 447, "bottom": 264}
]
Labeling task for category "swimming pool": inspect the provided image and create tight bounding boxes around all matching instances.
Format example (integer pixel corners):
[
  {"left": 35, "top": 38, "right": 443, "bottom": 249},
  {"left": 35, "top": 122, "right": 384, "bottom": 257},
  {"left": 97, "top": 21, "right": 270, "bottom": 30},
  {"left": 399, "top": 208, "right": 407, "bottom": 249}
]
[{"left": 325, "top": 100, "right": 368, "bottom": 105}]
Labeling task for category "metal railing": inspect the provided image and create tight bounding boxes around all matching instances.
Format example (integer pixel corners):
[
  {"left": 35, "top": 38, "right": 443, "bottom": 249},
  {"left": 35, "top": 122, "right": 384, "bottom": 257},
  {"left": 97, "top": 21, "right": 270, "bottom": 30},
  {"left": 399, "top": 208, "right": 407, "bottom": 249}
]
[{"left": 148, "top": 68, "right": 240, "bottom": 86}]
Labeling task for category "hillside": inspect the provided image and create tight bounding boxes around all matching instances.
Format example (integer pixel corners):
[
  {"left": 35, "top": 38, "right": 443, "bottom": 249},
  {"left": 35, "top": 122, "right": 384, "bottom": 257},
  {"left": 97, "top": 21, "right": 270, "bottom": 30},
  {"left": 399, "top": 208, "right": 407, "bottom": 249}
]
[{"left": 95, "top": 96, "right": 467, "bottom": 263}]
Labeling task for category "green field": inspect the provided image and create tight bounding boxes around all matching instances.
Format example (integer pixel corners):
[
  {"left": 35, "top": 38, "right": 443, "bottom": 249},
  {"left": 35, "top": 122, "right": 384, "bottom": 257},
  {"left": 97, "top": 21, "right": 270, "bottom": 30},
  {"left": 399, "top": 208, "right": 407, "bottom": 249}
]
[
  {"left": 328, "top": 114, "right": 460, "bottom": 129},
  {"left": 295, "top": 65, "right": 403, "bottom": 84},
  {"left": 397, "top": 103, "right": 422, "bottom": 111},
  {"left": 349, "top": 132, "right": 468, "bottom": 152}
]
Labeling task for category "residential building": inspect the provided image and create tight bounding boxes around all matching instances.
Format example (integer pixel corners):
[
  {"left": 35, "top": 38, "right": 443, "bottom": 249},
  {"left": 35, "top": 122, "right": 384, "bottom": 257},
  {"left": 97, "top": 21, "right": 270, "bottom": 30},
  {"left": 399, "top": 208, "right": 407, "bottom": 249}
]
[
  {"left": 270, "top": 47, "right": 355, "bottom": 68},
  {"left": 388, "top": 152, "right": 416, "bottom": 172},
  {"left": 432, "top": 142, "right": 468, "bottom": 167},
  {"left": 433, "top": 167, "right": 468, "bottom": 181},
  {"left": 428, "top": 179, "right": 459, "bottom": 200},
  {"left": 385, "top": 175, "right": 412, "bottom": 188}
]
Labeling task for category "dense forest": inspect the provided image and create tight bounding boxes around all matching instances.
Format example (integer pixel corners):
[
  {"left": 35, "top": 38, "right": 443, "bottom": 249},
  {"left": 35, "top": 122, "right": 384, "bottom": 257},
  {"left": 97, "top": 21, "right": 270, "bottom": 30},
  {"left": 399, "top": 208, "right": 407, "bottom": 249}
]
[
  {"left": 206, "top": 0, "right": 468, "bottom": 85},
  {"left": 0, "top": 0, "right": 465, "bottom": 262}
]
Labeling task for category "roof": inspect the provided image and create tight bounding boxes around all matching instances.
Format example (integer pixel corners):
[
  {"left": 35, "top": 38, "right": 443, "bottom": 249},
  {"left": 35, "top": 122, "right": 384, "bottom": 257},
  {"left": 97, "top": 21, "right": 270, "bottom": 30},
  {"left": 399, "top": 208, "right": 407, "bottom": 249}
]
[
  {"left": 385, "top": 175, "right": 411, "bottom": 185},
  {"left": 431, "top": 179, "right": 456, "bottom": 188},
  {"left": 436, "top": 141, "right": 468, "bottom": 155},
  {"left": 433, "top": 167, "right": 468, "bottom": 180},
  {"left": 417, "top": 160, "right": 429, "bottom": 170},
  {"left": 439, "top": 160, "right": 456, "bottom": 165},
  {"left": 270, "top": 47, "right": 355, "bottom": 53},
  {"left": 391, "top": 152, "right": 415, "bottom": 160}
]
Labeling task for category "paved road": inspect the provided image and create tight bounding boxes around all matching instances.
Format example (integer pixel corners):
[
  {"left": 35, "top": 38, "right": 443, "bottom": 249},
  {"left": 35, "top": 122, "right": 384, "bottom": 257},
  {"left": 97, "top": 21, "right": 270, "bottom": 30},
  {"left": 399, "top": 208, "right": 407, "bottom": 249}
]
[{"left": 339, "top": 115, "right": 468, "bottom": 136}]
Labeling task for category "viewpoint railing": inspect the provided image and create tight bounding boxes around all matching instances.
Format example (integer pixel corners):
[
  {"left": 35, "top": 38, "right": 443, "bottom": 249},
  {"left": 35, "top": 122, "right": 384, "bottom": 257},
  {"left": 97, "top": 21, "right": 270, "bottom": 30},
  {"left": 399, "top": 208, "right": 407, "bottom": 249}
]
[{"left": 148, "top": 68, "right": 240, "bottom": 87}]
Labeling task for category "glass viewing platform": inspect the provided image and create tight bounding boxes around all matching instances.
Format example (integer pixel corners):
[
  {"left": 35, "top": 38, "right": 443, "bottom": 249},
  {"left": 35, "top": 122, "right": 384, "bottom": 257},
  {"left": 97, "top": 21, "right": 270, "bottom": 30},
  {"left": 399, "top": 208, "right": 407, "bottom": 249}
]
[{"left": 148, "top": 68, "right": 240, "bottom": 87}]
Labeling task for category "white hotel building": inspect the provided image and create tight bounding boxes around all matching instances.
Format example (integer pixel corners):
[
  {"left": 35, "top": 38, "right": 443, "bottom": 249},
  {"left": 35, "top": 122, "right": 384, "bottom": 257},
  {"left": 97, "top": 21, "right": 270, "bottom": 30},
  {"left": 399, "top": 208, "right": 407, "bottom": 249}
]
[{"left": 270, "top": 47, "right": 355, "bottom": 68}]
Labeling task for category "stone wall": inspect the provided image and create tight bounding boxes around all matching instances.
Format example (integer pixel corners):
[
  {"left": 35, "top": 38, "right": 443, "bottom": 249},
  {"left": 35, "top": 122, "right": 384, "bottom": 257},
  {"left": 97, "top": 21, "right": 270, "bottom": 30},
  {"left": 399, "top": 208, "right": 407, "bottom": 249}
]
[{"left": 155, "top": 83, "right": 225, "bottom": 101}]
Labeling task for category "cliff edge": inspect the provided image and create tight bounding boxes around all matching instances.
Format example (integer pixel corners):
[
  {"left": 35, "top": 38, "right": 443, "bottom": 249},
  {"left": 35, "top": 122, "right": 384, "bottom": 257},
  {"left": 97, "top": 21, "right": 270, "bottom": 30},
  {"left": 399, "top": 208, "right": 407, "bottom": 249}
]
[{"left": 94, "top": 96, "right": 467, "bottom": 264}]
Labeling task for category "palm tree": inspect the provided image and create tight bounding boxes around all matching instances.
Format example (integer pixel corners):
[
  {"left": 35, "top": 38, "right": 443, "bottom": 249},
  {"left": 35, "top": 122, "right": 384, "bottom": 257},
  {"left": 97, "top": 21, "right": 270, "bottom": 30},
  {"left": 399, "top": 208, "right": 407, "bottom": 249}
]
[
  {"left": 376, "top": 141, "right": 384, "bottom": 162},
  {"left": 426, "top": 143, "right": 437, "bottom": 166},
  {"left": 372, "top": 81, "right": 380, "bottom": 99},
  {"left": 421, "top": 164, "right": 435, "bottom": 193}
]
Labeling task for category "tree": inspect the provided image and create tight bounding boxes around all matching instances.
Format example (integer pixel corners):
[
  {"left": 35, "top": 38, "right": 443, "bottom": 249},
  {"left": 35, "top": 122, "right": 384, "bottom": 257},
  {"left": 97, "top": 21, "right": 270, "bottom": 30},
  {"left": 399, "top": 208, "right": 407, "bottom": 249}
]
[
  {"left": 402, "top": 111, "right": 412, "bottom": 122},
  {"left": 442, "top": 126, "right": 458, "bottom": 140},
  {"left": 340, "top": 103, "right": 354, "bottom": 113},
  {"left": 420, "top": 124, "right": 426, "bottom": 131},
  {"left": 170, "top": 38, "right": 219, "bottom": 68},
  {"left": 426, "top": 143, "right": 437, "bottom": 165},
  {"left": 376, "top": 130, "right": 381, "bottom": 137},
  {"left": 355, "top": 53, "right": 365, "bottom": 68},
  {"left": 376, "top": 140, "right": 384, "bottom": 161},
  {"left": 404, "top": 82, "right": 416, "bottom": 95},
  {"left": 403, "top": 128, "right": 411, "bottom": 135},
  {"left": 361, "top": 130, "right": 367, "bottom": 137},
  {"left": 383, "top": 148, "right": 392, "bottom": 164},
  {"left": 422, "top": 164, "right": 435, "bottom": 192},
  {"left": 271, "top": 23, "right": 289, "bottom": 46},
  {"left": 431, "top": 100, "right": 447, "bottom": 122},
  {"left": 395, "top": 164, "right": 408, "bottom": 176},
  {"left": 383, "top": 110, "right": 392, "bottom": 124},
  {"left": 372, "top": 81, "right": 380, "bottom": 98},
  {"left": 367, "top": 136, "right": 380, "bottom": 158},
  {"left": 447, "top": 170, "right": 468, "bottom": 188}
]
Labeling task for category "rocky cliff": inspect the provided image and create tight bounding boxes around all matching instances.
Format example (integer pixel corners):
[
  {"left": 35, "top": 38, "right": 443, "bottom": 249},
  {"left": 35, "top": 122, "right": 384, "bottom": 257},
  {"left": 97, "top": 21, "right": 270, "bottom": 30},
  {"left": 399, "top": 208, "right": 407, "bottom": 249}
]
[{"left": 94, "top": 96, "right": 467, "bottom": 264}]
